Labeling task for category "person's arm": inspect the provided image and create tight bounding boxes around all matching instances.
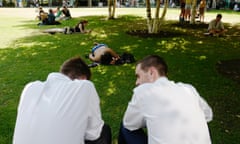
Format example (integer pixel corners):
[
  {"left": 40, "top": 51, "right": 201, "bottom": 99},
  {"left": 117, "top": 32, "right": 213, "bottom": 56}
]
[
  {"left": 79, "top": 23, "right": 87, "bottom": 33},
  {"left": 108, "top": 49, "right": 119, "bottom": 58},
  {"left": 89, "top": 53, "right": 98, "bottom": 62},
  {"left": 184, "top": 84, "right": 213, "bottom": 122},
  {"left": 78, "top": 22, "right": 91, "bottom": 33},
  {"left": 105, "top": 48, "right": 120, "bottom": 64},
  {"left": 219, "top": 21, "right": 224, "bottom": 31},
  {"left": 208, "top": 20, "right": 214, "bottom": 31},
  {"left": 198, "top": 95, "right": 213, "bottom": 122},
  {"left": 123, "top": 90, "right": 145, "bottom": 130},
  {"left": 84, "top": 82, "right": 104, "bottom": 140}
]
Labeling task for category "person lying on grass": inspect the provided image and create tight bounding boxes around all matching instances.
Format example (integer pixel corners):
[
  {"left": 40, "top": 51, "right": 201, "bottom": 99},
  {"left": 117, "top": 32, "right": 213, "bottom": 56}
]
[
  {"left": 87, "top": 43, "right": 136, "bottom": 68},
  {"left": 42, "top": 20, "right": 91, "bottom": 34},
  {"left": 88, "top": 43, "right": 120, "bottom": 66}
]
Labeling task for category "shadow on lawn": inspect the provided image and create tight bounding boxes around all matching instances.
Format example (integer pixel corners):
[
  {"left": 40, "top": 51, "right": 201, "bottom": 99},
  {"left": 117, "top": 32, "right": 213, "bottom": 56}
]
[
  {"left": 216, "top": 59, "right": 240, "bottom": 84},
  {"left": 126, "top": 21, "right": 240, "bottom": 85},
  {"left": 126, "top": 21, "right": 209, "bottom": 38}
]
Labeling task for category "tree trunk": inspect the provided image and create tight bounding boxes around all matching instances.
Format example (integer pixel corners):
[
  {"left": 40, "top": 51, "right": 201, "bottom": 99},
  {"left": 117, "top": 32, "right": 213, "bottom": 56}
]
[
  {"left": 160, "top": 0, "right": 168, "bottom": 20},
  {"left": 111, "top": 0, "right": 116, "bottom": 18},
  {"left": 88, "top": 0, "right": 92, "bottom": 7},
  {"left": 108, "top": 0, "right": 116, "bottom": 19},
  {"left": 48, "top": 0, "right": 52, "bottom": 7},
  {"left": 145, "top": 0, "right": 168, "bottom": 34},
  {"left": 190, "top": 0, "right": 197, "bottom": 24},
  {"left": 151, "top": 0, "right": 161, "bottom": 33},
  {"left": 146, "top": 0, "right": 152, "bottom": 33},
  {"left": 212, "top": 0, "right": 216, "bottom": 9},
  {"left": 108, "top": 0, "right": 112, "bottom": 18},
  {"left": 146, "top": 0, "right": 151, "bottom": 19}
]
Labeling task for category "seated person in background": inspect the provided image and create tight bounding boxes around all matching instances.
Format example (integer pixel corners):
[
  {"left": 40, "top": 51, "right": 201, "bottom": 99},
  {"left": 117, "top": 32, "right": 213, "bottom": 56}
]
[
  {"left": 38, "top": 9, "right": 60, "bottom": 25},
  {"left": 60, "top": 6, "right": 71, "bottom": 20},
  {"left": 54, "top": 7, "right": 62, "bottom": 21},
  {"left": 36, "top": 6, "right": 46, "bottom": 20},
  {"left": 89, "top": 43, "right": 120, "bottom": 65},
  {"left": 207, "top": 14, "right": 226, "bottom": 36},
  {"left": 47, "top": 9, "right": 60, "bottom": 25},
  {"left": 233, "top": 3, "right": 240, "bottom": 11}
]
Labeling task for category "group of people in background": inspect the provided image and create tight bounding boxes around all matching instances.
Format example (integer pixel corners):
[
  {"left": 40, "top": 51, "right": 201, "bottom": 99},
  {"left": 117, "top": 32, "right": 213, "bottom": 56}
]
[
  {"left": 179, "top": 0, "right": 207, "bottom": 23},
  {"left": 179, "top": 0, "right": 226, "bottom": 36},
  {"left": 37, "top": 6, "right": 71, "bottom": 25}
]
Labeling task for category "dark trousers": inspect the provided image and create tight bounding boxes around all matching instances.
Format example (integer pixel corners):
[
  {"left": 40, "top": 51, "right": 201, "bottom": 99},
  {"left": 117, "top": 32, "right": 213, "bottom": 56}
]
[
  {"left": 85, "top": 124, "right": 112, "bottom": 144},
  {"left": 118, "top": 123, "right": 147, "bottom": 144}
]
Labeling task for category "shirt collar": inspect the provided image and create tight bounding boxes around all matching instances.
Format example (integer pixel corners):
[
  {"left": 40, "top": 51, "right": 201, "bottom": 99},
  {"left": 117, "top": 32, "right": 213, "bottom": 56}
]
[
  {"left": 47, "top": 72, "right": 71, "bottom": 81},
  {"left": 155, "top": 76, "right": 169, "bottom": 84}
]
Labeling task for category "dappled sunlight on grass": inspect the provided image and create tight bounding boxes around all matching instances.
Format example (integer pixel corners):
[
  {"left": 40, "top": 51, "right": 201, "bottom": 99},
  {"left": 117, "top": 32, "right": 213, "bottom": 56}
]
[
  {"left": 91, "top": 30, "right": 109, "bottom": 39},
  {"left": 1, "top": 14, "right": 240, "bottom": 144},
  {"left": 79, "top": 41, "right": 88, "bottom": 46},
  {"left": 197, "top": 41, "right": 204, "bottom": 44},
  {"left": 120, "top": 43, "right": 140, "bottom": 52},
  {"left": 106, "top": 81, "right": 117, "bottom": 96},
  {"left": 155, "top": 37, "right": 188, "bottom": 53},
  {"left": 13, "top": 41, "right": 54, "bottom": 49},
  {"left": 96, "top": 65, "right": 108, "bottom": 75},
  {"left": 196, "top": 55, "right": 207, "bottom": 60}
]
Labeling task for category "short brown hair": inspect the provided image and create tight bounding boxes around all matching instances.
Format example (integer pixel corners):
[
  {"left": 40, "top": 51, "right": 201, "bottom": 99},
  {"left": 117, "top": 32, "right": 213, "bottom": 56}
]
[
  {"left": 138, "top": 55, "right": 168, "bottom": 76},
  {"left": 60, "top": 57, "right": 91, "bottom": 80},
  {"left": 216, "top": 14, "right": 222, "bottom": 19}
]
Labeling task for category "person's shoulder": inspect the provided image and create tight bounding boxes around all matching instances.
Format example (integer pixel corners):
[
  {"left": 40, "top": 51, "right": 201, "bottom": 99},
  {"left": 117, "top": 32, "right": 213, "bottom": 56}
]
[
  {"left": 176, "top": 82, "right": 197, "bottom": 92},
  {"left": 134, "top": 83, "right": 153, "bottom": 93},
  {"left": 73, "top": 79, "right": 95, "bottom": 88},
  {"left": 177, "top": 81, "right": 193, "bottom": 87},
  {"left": 23, "top": 80, "right": 44, "bottom": 90}
]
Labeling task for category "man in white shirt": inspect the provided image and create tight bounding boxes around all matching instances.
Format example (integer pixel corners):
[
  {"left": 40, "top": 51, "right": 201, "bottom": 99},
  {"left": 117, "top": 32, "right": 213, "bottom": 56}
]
[
  {"left": 207, "top": 14, "right": 226, "bottom": 36},
  {"left": 118, "top": 55, "right": 213, "bottom": 144},
  {"left": 13, "top": 57, "right": 111, "bottom": 144}
]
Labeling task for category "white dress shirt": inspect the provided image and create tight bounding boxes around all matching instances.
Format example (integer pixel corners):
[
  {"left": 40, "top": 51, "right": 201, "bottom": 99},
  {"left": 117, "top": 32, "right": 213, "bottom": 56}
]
[
  {"left": 208, "top": 19, "right": 224, "bottom": 31},
  {"left": 13, "top": 72, "right": 104, "bottom": 144},
  {"left": 123, "top": 77, "right": 213, "bottom": 144}
]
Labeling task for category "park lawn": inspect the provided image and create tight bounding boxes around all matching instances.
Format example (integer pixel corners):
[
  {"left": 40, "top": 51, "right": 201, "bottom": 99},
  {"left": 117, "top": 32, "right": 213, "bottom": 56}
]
[{"left": 0, "top": 12, "right": 240, "bottom": 144}]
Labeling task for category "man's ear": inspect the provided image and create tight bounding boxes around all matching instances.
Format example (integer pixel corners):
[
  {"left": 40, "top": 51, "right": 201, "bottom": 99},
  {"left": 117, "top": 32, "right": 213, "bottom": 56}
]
[
  {"left": 149, "top": 66, "right": 160, "bottom": 81},
  {"left": 149, "top": 67, "right": 156, "bottom": 75}
]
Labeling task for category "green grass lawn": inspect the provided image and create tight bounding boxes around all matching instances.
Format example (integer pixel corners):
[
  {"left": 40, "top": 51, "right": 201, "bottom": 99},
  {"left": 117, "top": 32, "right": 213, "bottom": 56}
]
[{"left": 0, "top": 9, "right": 240, "bottom": 144}]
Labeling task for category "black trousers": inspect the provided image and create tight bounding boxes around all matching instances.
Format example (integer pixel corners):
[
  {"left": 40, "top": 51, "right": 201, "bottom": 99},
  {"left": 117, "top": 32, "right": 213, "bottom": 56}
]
[
  {"left": 118, "top": 123, "right": 147, "bottom": 144},
  {"left": 85, "top": 124, "right": 112, "bottom": 144}
]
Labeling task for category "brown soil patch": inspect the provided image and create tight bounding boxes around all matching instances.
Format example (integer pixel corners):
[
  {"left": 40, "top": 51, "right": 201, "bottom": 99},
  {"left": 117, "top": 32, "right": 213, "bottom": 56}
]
[{"left": 216, "top": 59, "right": 240, "bottom": 84}]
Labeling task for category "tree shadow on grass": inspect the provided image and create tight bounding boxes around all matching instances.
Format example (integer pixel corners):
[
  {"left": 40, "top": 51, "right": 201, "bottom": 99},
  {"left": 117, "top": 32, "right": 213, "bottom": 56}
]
[
  {"left": 216, "top": 59, "right": 240, "bottom": 84},
  {"left": 125, "top": 20, "right": 240, "bottom": 85},
  {"left": 125, "top": 21, "right": 209, "bottom": 38},
  {"left": 126, "top": 29, "right": 185, "bottom": 38}
]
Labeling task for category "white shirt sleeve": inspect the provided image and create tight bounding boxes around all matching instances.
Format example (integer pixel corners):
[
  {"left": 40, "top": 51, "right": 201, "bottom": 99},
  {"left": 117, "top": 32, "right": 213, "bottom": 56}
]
[
  {"left": 123, "top": 88, "right": 145, "bottom": 131},
  {"left": 84, "top": 82, "right": 104, "bottom": 140},
  {"left": 198, "top": 95, "right": 213, "bottom": 122},
  {"left": 183, "top": 83, "right": 213, "bottom": 122}
]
